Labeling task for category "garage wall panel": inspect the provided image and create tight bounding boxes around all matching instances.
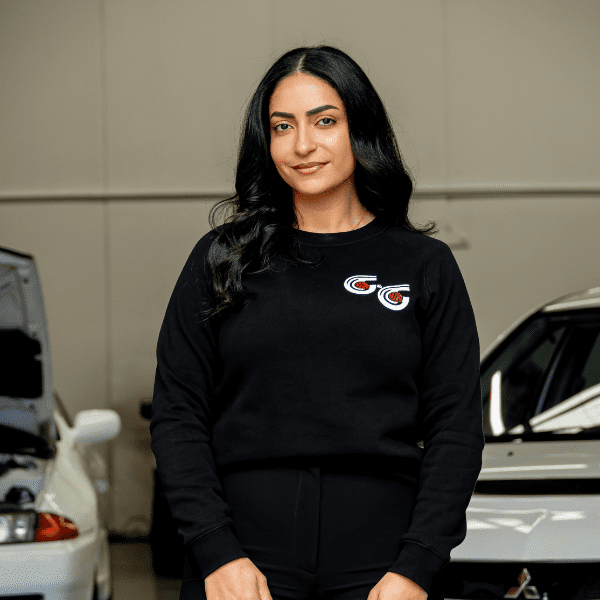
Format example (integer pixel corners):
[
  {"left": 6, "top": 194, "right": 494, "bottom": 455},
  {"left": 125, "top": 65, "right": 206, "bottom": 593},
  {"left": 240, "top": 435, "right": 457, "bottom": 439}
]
[
  {"left": 104, "top": 0, "right": 273, "bottom": 192},
  {"left": 446, "top": 0, "right": 600, "bottom": 186},
  {"left": 0, "top": 0, "right": 104, "bottom": 194}
]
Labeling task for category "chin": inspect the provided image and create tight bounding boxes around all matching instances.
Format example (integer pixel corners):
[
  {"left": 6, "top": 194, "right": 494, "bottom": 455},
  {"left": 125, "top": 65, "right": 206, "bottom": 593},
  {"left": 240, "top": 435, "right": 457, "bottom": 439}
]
[{"left": 294, "top": 184, "right": 339, "bottom": 197}]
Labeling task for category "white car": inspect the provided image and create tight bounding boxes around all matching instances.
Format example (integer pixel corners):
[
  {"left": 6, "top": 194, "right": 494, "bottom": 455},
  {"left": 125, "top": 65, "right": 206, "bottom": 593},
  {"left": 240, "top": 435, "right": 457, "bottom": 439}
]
[
  {"left": 443, "top": 286, "right": 600, "bottom": 600},
  {"left": 0, "top": 245, "right": 121, "bottom": 600}
]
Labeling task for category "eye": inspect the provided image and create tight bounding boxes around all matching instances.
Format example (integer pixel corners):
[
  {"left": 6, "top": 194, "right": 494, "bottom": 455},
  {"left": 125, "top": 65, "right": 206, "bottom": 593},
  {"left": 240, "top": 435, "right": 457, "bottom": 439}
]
[{"left": 271, "top": 117, "right": 337, "bottom": 132}]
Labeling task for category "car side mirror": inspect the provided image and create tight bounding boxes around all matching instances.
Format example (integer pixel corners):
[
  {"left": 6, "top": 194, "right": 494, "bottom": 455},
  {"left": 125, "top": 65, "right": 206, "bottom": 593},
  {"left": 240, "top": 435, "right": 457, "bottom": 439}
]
[{"left": 71, "top": 409, "right": 121, "bottom": 445}]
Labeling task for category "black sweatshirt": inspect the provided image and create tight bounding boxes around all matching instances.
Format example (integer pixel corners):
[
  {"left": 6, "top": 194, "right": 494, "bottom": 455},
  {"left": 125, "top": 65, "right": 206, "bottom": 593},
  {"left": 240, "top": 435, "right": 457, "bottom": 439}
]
[{"left": 150, "top": 216, "right": 484, "bottom": 596}]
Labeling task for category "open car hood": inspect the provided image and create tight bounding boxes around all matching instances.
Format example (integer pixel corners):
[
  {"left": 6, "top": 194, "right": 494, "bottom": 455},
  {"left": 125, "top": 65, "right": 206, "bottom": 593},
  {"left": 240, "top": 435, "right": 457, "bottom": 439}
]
[{"left": 0, "top": 245, "right": 55, "bottom": 443}]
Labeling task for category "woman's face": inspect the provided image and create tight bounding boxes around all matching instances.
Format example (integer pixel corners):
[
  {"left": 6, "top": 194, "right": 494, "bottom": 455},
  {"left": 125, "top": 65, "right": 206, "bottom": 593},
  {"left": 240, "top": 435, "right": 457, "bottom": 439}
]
[{"left": 268, "top": 72, "right": 356, "bottom": 199}]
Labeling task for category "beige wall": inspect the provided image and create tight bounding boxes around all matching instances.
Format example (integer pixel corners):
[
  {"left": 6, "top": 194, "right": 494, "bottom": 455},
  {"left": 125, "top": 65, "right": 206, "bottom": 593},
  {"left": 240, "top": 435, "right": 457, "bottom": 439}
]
[{"left": 1, "top": 0, "right": 599, "bottom": 536}]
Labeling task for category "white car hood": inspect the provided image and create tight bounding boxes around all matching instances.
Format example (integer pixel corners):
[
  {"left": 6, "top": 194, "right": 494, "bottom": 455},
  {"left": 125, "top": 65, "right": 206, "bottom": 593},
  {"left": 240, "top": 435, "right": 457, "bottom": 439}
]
[
  {"left": 0, "top": 246, "right": 55, "bottom": 439},
  {"left": 454, "top": 438, "right": 600, "bottom": 561}
]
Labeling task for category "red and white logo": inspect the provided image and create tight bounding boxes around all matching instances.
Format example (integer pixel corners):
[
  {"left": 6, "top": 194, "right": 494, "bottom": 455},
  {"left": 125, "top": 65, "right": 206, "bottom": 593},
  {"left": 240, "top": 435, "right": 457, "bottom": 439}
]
[
  {"left": 344, "top": 276, "right": 410, "bottom": 311},
  {"left": 344, "top": 275, "right": 378, "bottom": 294}
]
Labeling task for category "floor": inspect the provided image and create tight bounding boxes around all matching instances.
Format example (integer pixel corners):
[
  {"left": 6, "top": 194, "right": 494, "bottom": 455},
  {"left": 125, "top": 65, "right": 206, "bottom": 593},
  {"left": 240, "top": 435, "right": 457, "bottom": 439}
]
[{"left": 110, "top": 540, "right": 181, "bottom": 600}]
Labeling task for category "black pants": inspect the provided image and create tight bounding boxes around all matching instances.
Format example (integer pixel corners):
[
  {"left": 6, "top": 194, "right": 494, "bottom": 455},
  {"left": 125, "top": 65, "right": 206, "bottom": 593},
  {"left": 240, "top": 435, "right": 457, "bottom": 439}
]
[{"left": 180, "top": 458, "right": 444, "bottom": 600}]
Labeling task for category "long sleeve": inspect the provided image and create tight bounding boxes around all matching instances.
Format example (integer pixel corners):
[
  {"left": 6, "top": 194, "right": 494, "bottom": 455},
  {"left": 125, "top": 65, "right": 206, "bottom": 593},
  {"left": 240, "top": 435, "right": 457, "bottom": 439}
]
[
  {"left": 149, "top": 235, "right": 249, "bottom": 581},
  {"left": 387, "top": 242, "right": 485, "bottom": 597}
]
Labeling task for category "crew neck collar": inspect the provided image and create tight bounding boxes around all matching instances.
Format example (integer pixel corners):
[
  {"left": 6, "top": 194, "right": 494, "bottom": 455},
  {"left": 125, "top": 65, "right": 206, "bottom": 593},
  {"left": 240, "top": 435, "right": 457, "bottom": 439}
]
[{"left": 291, "top": 215, "right": 387, "bottom": 246}]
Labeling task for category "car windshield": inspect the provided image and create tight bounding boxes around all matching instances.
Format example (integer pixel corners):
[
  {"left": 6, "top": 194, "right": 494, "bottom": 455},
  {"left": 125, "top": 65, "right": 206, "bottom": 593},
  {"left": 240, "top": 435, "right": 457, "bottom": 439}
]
[{"left": 481, "top": 309, "right": 600, "bottom": 441}]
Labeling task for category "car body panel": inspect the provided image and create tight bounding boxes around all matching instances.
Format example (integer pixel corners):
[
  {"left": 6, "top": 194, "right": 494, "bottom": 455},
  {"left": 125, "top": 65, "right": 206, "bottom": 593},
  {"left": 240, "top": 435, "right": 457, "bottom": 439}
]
[
  {"left": 0, "top": 245, "right": 113, "bottom": 600},
  {"left": 479, "top": 438, "right": 600, "bottom": 481},
  {"left": 0, "top": 528, "right": 98, "bottom": 600},
  {"left": 38, "top": 411, "right": 99, "bottom": 535},
  {"left": 455, "top": 493, "right": 600, "bottom": 562},
  {"left": 455, "top": 439, "right": 600, "bottom": 562},
  {"left": 542, "top": 287, "right": 600, "bottom": 314},
  {"left": 0, "top": 246, "right": 55, "bottom": 437},
  {"left": 452, "top": 286, "right": 600, "bottom": 587}
]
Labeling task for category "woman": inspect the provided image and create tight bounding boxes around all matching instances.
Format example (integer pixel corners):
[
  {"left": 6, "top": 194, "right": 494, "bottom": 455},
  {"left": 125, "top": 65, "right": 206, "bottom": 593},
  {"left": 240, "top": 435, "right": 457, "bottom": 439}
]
[{"left": 150, "top": 44, "right": 484, "bottom": 600}]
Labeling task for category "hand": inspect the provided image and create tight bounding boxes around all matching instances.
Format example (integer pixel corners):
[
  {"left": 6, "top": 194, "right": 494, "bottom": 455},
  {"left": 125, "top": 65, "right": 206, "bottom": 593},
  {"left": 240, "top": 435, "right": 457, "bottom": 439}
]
[
  {"left": 204, "top": 557, "right": 273, "bottom": 600},
  {"left": 367, "top": 571, "right": 428, "bottom": 600}
]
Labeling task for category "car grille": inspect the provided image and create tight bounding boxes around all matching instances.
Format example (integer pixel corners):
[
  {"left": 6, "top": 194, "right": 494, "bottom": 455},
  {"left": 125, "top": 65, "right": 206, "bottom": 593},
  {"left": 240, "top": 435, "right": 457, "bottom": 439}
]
[{"left": 442, "top": 561, "right": 600, "bottom": 600}]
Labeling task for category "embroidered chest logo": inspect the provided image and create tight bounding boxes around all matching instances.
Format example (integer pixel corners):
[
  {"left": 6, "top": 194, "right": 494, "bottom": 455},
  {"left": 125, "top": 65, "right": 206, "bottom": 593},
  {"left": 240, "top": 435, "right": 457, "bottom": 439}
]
[{"left": 343, "top": 275, "right": 410, "bottom": 311}]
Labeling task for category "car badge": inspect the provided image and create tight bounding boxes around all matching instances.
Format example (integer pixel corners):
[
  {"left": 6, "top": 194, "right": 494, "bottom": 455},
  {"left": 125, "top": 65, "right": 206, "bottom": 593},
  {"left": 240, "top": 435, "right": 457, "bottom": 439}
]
[{"left": 504, "top": 568, "right": 541, "bottom": 599}]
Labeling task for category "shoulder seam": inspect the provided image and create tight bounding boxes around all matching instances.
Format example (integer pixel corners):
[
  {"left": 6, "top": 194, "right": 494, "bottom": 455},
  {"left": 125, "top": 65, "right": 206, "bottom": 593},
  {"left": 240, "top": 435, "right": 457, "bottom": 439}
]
[{"left": 382, "top": 230, "right": 432, "bottom": 301}]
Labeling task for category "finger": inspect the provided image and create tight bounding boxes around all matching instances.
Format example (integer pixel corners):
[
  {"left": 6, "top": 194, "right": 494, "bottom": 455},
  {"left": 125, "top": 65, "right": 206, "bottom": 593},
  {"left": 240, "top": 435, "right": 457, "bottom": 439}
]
[
  {"left": 257, "top": 575, "right": 273, "bottom": 600},
  {"left": 366, "top": 587, "right": 379, "bottom": 600}
]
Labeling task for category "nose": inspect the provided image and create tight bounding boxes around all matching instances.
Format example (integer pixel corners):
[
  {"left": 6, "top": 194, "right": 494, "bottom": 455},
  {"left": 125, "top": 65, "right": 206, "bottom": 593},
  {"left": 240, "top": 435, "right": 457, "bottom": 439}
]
[{"left": 294, "top": 122, "right": 317, "bottom": 154}]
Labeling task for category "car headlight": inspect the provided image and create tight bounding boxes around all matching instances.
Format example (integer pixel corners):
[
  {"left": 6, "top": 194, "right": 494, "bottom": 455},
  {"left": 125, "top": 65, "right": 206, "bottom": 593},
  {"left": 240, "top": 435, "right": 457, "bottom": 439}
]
[{"left": 0, "top": 509, "right": 79, "bottom": 543}]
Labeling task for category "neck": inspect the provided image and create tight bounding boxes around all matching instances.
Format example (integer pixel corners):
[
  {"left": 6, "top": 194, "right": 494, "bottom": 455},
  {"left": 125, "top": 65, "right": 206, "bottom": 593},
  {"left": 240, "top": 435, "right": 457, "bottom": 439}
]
[
  {"left": 293, "top": 206, "right": 373, "bottom": 233},
  {"left": 292, "top": 179, "right": 373, "bottom": 233}
]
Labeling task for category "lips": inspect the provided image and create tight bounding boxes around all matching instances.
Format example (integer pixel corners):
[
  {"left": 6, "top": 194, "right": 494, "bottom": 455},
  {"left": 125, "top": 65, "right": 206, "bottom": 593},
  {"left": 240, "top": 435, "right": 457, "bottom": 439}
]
[
  {"left": 292, "top": 162, "right": 328, "bottom": 175},
  {"left": 293, "top": 162, "right": 327, "bottom": 169}
]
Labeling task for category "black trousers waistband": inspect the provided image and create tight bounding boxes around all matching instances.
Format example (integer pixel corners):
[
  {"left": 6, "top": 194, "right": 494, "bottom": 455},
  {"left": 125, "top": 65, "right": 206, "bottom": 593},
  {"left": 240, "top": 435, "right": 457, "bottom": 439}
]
[{"left": 215, "top": 453, "right": 421, "bottom": 487}]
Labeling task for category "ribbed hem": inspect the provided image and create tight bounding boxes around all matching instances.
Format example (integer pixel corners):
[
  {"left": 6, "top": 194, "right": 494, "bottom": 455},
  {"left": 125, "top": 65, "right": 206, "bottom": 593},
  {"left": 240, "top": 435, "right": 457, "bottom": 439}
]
[
  {"left": 186, "top": 524, "right": 249, "bottom": 581},
  {"left": 387, "top": 541, "right": 448, "bottom": 598}
]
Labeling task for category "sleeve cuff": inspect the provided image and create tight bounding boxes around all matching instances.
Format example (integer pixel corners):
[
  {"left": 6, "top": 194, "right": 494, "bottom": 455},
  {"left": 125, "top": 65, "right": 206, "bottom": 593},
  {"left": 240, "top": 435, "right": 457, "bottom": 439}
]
[
  {"left": 387, "top": 540, "right": 448, "bottom": 598},
  {"left": 186, "top": 524, "right": 249, "bottom": 581}
]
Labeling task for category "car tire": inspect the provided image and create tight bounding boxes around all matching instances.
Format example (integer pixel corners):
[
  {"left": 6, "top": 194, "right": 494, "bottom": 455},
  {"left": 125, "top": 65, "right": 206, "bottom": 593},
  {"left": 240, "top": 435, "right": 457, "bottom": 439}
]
[{"left": 150, "top": 469, "right": 185, "bottom": 578}]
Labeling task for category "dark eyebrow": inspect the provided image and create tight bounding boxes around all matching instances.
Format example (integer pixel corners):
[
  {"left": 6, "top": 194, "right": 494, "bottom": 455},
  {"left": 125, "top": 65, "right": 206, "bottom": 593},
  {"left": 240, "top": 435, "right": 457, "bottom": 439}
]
[{"left": 270, "top": 105, "right": 339, "bottom": 119}]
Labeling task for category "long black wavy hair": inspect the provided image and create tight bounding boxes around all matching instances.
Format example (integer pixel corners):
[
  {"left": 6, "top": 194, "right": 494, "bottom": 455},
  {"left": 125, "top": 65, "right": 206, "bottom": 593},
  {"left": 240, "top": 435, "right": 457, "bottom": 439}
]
[{"left": 200, "top": 44, "right": 437, "bottom": 322}]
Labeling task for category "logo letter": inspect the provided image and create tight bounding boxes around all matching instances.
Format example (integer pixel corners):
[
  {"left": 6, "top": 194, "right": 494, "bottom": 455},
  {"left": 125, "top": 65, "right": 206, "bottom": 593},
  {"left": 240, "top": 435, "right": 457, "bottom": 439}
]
[
  {"left": 378, "top": 285, "right": 410, "bottom": 311},
  {"left": 344, "top": 275, "right": 378, "bottom": 294}
]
